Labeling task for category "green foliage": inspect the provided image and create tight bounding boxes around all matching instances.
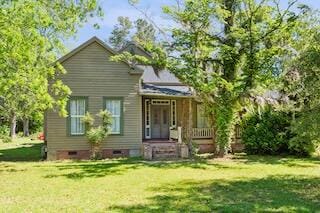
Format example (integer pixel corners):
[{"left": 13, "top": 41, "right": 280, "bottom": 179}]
[
  {"left": 133, "top": 19, "right": 156, "bottom": 44},
  {"left": 0, "top": 134, "right": 12, "bottom": 143},
  {"left": 82, "top": 110, "right": 112, "bottom": 159},
  {"left": 0, "top": 0, "right": 102, "bottom": 136},
  {"left": 83, "top": 110, "right": 112, "bottom": 145},
  {"left": 17, "top": 132, "right": 24, "bottom": 138},
  {"left": 0, "top": 125, "right": 11, "bottom": 143},
  {"left": 282, "top": 19, "right": 320, "bottom": 156},
  {"left": 109, "top": 16, "right": 133, "bottom": 50},
  {"left": 108, "top": 16, "right": 156, "bottom": 50},
  {"left": 118, "top": 0, "right": 306, "bottom": 156},
  {"left": 85, "top": 127, "right": 108, "bottom": 145},
  {"left": 241, "top": 109, "right": 291, "bottom": 155},
  {"left": 0, "top": 125, "right": 9, "bottom": 136},
  {"left": 289, "top": 110, "right": 320, "bottom": 156}
]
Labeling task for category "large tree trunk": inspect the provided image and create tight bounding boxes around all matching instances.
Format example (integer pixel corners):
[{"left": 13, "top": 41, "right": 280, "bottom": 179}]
[
  {"left": 23, "top": 118, "right": 30, "bottom": 137},
  {"left": 10, "top": 114, "right": 17, "bottom": 138}
]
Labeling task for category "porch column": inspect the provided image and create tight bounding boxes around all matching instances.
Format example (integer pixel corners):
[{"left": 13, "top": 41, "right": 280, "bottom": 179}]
[{"left": 187, "top": 98, "right": 193, "bottom": 149}]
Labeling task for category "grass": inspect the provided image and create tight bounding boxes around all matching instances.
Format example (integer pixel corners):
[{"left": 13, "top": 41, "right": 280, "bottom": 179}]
[
  {"left": 0, "top": 136, "right": 43, "bottom": 161},
  {"left": 0, "top": 139, "right": 319, "bottom": 212}
]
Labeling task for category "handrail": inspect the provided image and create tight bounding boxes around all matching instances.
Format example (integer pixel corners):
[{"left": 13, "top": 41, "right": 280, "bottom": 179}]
[{"left": 192, "top": 128, "right": 213, "bottom": 139}]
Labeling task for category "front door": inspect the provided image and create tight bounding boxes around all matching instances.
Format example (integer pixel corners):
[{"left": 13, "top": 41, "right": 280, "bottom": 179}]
[{"left": 151, "top": 105, "right": 170, "bottom": 139}]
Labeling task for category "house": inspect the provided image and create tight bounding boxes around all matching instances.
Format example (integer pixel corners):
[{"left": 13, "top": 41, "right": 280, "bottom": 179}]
[{"left": 44, "top": 37, "right": 238, "bottom": 160}]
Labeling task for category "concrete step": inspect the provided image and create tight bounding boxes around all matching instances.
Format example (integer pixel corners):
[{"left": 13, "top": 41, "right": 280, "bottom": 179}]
[{"left": 150, "top": 143, "right": 178, "bottom": 159}]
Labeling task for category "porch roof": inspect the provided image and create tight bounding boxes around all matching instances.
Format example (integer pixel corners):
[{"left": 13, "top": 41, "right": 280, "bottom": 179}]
[{"left": 140, "top": 83, "right": 193, "bottom": 97}]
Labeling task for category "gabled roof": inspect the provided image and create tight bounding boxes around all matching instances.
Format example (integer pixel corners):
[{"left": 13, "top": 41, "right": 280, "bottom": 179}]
[
  {"left": 119, "top": 43, "right": 183, "bottom": 85},
  {"left": 57, "top": 36, "right": 143, "bottom": 74},
  {"left": 139, "top": 65, "right": 182, "bottom": 85}
]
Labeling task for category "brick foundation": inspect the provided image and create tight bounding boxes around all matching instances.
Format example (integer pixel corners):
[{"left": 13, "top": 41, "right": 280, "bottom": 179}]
[
  {"left": 102, "top": 149, "right": 129, "bottom": 158},
  {"left": 56, "top": 149, "right": 129, "bottom": 160},
  {"left": 231, "top": 142, "right": 245, "bottom": 153},
  {"left": 56, "top": 150, "right": 90, "bottom": 160},
  {"left": 198, "top": 144, "right": 216, "bottom": 154}
]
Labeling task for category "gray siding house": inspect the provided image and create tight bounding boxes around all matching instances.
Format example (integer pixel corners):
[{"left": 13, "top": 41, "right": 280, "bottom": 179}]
[{"left": 45, "top": 37, "right": 221, "bottom": 160}]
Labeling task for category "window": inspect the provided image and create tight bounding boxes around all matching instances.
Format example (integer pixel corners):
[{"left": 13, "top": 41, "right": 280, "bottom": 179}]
[
  {"left": 69, "top": 97, "right": 87, "bottom": 135},
  {"left": 105, "top": 98, "right": 123, "bottom": 134},
  {"left": 145, "top": 99, "right": 151, "bottom": 139},
  {"left": 170, "top": 100, "right": 176, "bottom": 128},
  {"left": 151, "top": 99, "right": 170, "bottom": 105},
  {"left": 197, "top": 104, "right": 209, "bottom": 128}
]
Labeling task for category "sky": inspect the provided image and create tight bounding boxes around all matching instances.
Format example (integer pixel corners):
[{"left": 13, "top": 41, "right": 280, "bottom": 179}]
[{"left": 65, "top": 0, "right": 320, "bottom": 50}]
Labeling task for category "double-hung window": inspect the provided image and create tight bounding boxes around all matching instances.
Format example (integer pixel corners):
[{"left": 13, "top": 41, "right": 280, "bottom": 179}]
[
  {"left": 105, "top": 98, "right": 123, "bottom": 134},
  {"left": 197, "top": 104, "right": 209, "bottom": 128},
  {"left": 69, "top": 97, "right": 87, "bottom": 136}
]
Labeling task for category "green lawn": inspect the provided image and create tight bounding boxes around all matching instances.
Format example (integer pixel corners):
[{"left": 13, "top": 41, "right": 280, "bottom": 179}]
[{"left": 0, "top": 139, "right": 319, "bottom": 212}]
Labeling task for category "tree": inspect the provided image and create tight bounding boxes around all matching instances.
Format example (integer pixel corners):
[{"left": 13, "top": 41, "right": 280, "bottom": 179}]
[
  {"left": 108, "top": 17, "right": 156, "bottom": 50},
  {"left": 283, "top": 13, "right": 320, "bottom": 155},
  {"left": 133, "top": 18, "right": 156, "bottom": 43},
  {"left": 82, "top": 110, "right": 112, "bottom": 159},
  {"left": 0, "top": 0, "right": 102, "bottom": 137},
  {"left": 113, "top": 0, "right": 304, "bottom": 156},
  {"left": 109, "top": 16, "right": 133, "bottom": 50}
]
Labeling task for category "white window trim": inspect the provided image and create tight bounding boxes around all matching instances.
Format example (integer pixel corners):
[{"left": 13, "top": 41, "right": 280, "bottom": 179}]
[
  {"left": 151, "top": 99, "right": 170, "bottom": 105},
  {"left": 170, "top": 100, "right": 177, "bottom": 128},
  {"left": 197, "top": 104, "right": 209, "bottom": 128},
  {"left": 105, "top": 99, "right": 122, "bottom": 135},
  {"left": 145, "top": 99, "right": 151, "bottom": 139},
  {"left": 69, "top": 98, "right": 87, "bottom": 136}
]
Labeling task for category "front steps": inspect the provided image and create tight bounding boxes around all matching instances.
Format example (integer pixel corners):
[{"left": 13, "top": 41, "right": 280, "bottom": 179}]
[{"left": 143, "top": 141, "right": 189, "bottom": 160}]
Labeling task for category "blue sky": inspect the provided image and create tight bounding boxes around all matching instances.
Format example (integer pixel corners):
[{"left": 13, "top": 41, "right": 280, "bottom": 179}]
[{"left": 65, "top": 0, "right": 320, "bottom": 50}]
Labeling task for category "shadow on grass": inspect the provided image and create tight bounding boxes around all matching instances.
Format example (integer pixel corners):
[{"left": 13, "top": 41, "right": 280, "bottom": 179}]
[
  {"left": 109, "top": 175, "right": 320, "bottom": 212},
  {"left": 0, "top": 143, "right": 42, "bottom": 162},
  {"left": 44, "top": 158, "right": 222, "bottom": 179},
  {"left": 43, "top": 155, "right": 320, "bottom": 180},
  {"left": 233, "top": 154, "right": 320, "bottom": 167}
]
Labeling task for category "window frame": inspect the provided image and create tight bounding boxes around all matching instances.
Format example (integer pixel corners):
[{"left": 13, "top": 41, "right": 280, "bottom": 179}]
[
  {"left": 103, "top": 97, "right": 124, "bottom": 135},
  {"left": 196, "top": 103, "right": 209, "bottom": 128},
  {"left": 67, "top": 96, "right": 88, "bottom": 136}
]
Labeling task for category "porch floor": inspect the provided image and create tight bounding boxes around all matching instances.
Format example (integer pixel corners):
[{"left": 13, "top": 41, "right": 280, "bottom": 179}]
[{"left": 143, "top": 139, "right": 177, "bottom": 143}]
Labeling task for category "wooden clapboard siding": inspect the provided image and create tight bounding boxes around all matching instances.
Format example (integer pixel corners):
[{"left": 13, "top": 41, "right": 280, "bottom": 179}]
[{"left": 46, "top": 40, "right": 142, "bottom": 159}]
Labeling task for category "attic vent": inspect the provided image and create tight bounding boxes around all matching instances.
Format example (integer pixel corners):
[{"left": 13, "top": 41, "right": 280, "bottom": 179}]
[
  {"left": 68, "top": 151, "right": 77, "bottom": 155},
  {"left": 113, "top": 150, "right": 122, "bottom": 155}
]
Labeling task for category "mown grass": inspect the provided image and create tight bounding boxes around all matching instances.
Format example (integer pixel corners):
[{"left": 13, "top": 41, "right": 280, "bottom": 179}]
[{"left": 0, "top": 139, "right": 319, "bottom": 212}]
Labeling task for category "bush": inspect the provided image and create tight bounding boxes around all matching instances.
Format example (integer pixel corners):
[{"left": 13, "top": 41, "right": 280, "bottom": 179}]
[
  {"left": 289, "top": 111, "right": 320, "bottom": 156},
  {"left": 0, "top": 135, "right": 12, "bottom": 143},
  {"left": 289, "top": 136, "right": 317, "bottom": 157},
  {"left": 82, "top": 110, "right": 112, "bottom": 159},
  {"left": 0, "top": 125, "right": 9, "bottom": 136},
  {"left": 241, "top": 109, "right": 292, "bottom": 155}
]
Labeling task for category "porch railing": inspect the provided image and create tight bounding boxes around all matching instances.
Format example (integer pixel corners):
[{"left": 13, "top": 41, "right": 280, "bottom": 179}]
[
  {"left": 169, "top": 127, "right": 182, "bottom": 143},
  {"left": 170, "top": 127, "right": 213, "bottom": 142},
  {"left": 192, "top": 128, "right": 213, "bottom": 139}
]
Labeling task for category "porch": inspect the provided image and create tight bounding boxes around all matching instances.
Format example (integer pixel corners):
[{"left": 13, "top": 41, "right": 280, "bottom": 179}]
[{"left": 141, "top": 93, "right": 215, "bottom": 159}]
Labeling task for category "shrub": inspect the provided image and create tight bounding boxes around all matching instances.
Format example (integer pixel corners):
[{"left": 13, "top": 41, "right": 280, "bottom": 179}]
[
  {"left": 0, "top": 135, "right": 12, "bottom": 143},
  {"left": 82, "top": 110, "right": 112, "bottom": 159},
  {"left": 289, "top": 110, "right": 320, "bottom": 156},
  {"left": 0, "top": 125, "right": 11, "bottom": 143},
  {"left": 289, "top": 136, "right": 317, "bottom": 157},
  {"left": 17, "top": 131, "right": 24, "bottom": 137},
  {"left": 241, "top": 109, "right": 292, "bottom": 155},
  {"left": 0, "top": 125, "right": 9, "bottom": 136}
]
